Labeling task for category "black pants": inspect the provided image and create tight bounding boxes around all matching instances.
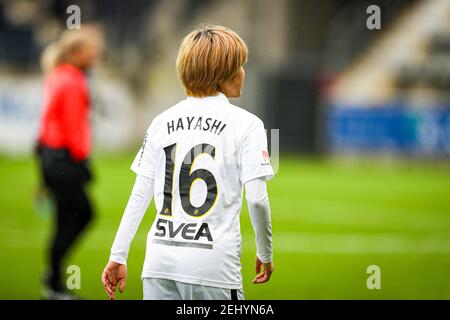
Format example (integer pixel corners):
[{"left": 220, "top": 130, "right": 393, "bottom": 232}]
[{"left": 36, "top": 146, "right": 94, "bottom": 291}]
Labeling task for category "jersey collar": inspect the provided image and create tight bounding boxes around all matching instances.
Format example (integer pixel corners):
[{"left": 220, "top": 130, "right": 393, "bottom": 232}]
[{"left": 186, "top": 92, "right": 229, "bottom": 103}]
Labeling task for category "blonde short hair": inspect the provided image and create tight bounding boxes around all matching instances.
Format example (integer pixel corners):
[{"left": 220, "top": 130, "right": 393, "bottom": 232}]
[
  {"left": 176, "top": 25, "right": 248, "bottom": 97},
  {"left": 41, "top": 25, "right": 103, "bottom": 73}
]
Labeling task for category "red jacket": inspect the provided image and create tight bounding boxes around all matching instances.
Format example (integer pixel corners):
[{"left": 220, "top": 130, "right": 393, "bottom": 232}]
[{"left": 38, "top": 64, "right": 91, "bottom": 162}]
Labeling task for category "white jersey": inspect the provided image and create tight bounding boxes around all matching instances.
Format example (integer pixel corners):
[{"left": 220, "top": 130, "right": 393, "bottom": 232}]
[{"left": 131, "top": 93, "right": 274, "bottom": 289}]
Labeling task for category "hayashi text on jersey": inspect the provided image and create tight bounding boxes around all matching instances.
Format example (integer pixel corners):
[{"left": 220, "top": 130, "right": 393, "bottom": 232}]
[{"left": 167, "top": 116, "right": 227, "bottom": 135}]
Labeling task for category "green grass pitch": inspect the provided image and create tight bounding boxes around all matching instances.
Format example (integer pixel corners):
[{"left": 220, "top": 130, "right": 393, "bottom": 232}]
[{"left": 0, "top": 153, "right": 449, "bottom": 299}]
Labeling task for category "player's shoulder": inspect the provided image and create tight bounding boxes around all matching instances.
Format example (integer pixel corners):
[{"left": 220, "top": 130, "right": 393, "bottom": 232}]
[
  {"left": 227, "top": 103, "right": 262, "bottom": 123},
  {"left": 48, "top": 69, "right": 86, "bottom": 98},
  {"left": 227, "top": 102, "right": 265, "bottom": 131},
  {"left": 54, "top": 65, "right": 84, "bottom": 84},
  {"left": 142, "top": 100, "right": 184, "bottom": 133}
]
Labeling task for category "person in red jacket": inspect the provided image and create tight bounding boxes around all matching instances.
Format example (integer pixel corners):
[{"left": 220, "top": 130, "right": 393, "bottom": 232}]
[{"left": 36, "top": 26, "right": 103, "bottom": 300}]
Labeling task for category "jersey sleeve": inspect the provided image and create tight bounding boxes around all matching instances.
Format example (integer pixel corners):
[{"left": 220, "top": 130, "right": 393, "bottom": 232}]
[
  {"left": 239, "top": 118, "right": 274, "bottom": 185},
  {"left": 131, "top": 119, "right": 158, "bottom": 179}
]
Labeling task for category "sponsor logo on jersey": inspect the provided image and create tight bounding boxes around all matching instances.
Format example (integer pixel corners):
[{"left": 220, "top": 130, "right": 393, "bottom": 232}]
[
  {"left": 261, "top": 150, "right": 270, "bottom": 165},
  {"left": 152, "top": 218, "right": 214, "bottom": 249}
]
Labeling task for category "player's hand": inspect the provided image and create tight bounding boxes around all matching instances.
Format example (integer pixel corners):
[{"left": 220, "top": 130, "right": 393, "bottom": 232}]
[
  {"left": 252, "top": 256, "right": 274, "bottom": 284},
  {"left": 102, "top": 261, "right": 127, "bottom": 300}
]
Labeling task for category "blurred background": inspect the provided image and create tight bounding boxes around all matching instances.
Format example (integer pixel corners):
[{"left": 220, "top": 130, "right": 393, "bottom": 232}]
[{"left": 0, "top": 0, "right": 449, "bottom": 299}]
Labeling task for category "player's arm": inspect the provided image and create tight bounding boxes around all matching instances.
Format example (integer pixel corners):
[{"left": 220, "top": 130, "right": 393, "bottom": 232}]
[
  {"left": 102, "top": 174, "right": 154, "bottom": 300},
  {"left": 245, "top": 177, "right": 274, "bottom": 284}
]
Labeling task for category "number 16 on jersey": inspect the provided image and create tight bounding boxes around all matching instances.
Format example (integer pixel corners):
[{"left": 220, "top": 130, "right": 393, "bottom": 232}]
[{"left": 159, "top": 143, "right": 218, "bottom": 218}]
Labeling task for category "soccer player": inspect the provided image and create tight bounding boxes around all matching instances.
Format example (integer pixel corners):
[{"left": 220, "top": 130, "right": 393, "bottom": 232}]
[
  {"left": 102, "top": 25, "right": 274, "bottom": 300},
  {"left": 36, "top": 26, "right": 102, "bottom": 299}
]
